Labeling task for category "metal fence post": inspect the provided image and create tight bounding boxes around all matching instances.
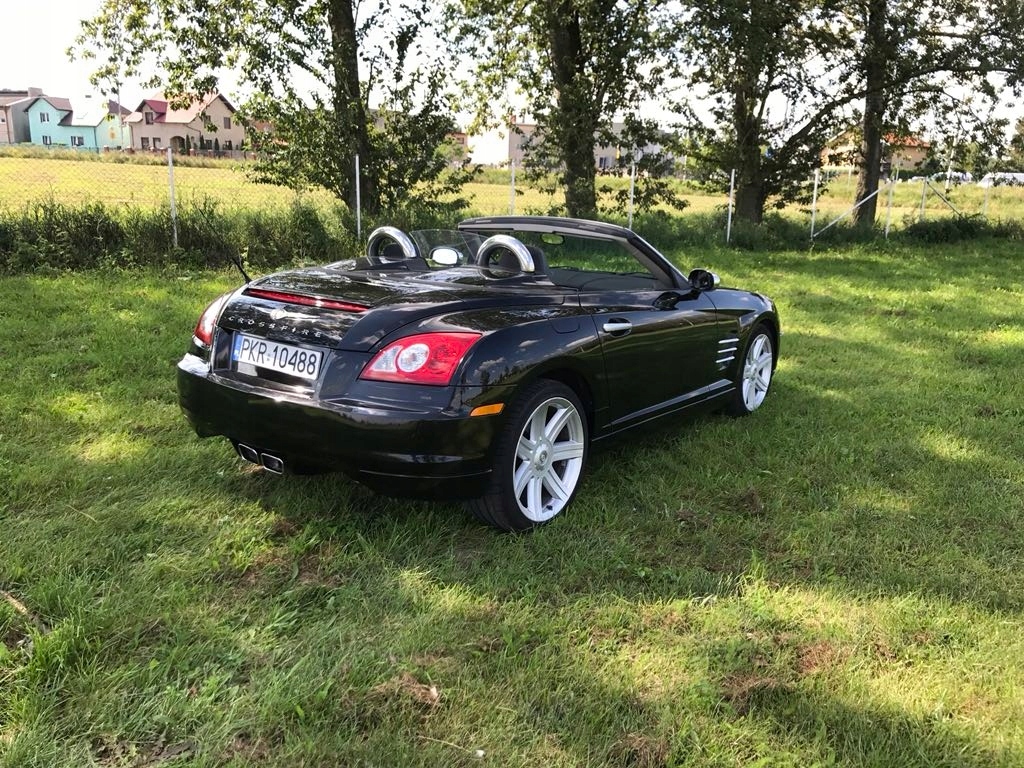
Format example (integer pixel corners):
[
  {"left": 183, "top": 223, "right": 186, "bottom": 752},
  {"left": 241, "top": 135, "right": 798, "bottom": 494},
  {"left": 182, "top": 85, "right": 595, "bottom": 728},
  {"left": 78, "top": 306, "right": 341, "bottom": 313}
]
[
  {"left": 810, "top": 169, "right": 820, "bottom": 239},
  {"left": 884, "top": 177, "right": 896, "bottom": 239},
  {"left": 726, "top": 169, "right": 736, "bottom": 243},
  {"left": 509, "top": 160, "right": 516, "bottom": 215},
  {"left": 167, "top": 147, "right": 178, "bottom": 249},
  {"left": 919, "top": 178, "right": 927, "bottom": 222},
  {"left": 627, "top": 161, "right": 636, "bottom": 230},
  {"left": 355, "top": 155, "right": 361, "bottom": 239},
  {"left": 982, "top": 184, "right": 991, "bottom": 217}
]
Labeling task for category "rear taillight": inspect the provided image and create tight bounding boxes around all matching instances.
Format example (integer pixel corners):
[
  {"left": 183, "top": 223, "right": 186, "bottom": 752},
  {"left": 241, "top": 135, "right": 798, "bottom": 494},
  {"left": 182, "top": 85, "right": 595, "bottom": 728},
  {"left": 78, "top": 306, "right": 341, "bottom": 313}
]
[
  {"left": 193, "top": 293, "right": 232, "bottom": 348},
  {"left": 360, "top": 332, "right": 481, "bottom": 386}
]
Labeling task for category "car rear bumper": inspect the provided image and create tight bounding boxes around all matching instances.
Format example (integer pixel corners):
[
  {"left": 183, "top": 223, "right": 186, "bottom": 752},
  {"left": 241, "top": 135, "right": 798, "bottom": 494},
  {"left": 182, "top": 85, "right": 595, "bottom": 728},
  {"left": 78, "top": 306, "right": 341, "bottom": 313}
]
[{"left": 177, "top": 356, "right": 498, "bottom": 500}]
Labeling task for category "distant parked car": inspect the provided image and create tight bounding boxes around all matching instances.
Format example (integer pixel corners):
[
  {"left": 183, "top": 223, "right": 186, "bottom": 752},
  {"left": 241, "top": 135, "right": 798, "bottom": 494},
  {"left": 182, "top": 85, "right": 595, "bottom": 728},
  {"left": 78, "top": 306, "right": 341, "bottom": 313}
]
[
  {"left": 177, "top": 216, "right": 780, "bottom": 531},
  {"left": 978, "top": 172, "right": 1024, "bottom": 188}
]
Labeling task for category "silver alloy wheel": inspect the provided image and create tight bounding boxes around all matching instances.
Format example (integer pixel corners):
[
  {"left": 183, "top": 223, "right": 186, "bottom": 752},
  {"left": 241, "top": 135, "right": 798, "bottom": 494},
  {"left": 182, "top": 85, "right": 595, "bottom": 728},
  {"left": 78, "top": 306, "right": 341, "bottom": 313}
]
[
  {"left": 741, "top": 333, "right": 773, "bottom": 412},
  {"left": 512, "top": 396, "right": 586, "bottom": 522}
]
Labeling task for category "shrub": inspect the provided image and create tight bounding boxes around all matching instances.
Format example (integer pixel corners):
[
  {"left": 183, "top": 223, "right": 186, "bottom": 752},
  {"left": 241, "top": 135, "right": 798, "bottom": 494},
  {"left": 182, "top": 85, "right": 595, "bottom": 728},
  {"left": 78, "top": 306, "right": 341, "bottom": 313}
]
[{"left": 0, "top": 197, "right": 357, "bottom": 274}]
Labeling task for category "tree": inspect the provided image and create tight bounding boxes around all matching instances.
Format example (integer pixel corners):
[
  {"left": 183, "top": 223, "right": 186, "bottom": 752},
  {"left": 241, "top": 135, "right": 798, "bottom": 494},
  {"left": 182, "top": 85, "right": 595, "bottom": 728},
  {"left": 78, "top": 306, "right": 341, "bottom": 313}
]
[
  {"left": 675, "top": 0, "right": 1024, "bottom": 226},
  {"left": 843, "top": 0, "right": 1024, "bottom": 227},
  {"left": 674, "top": 0, "right": 849, "bottom": 224},
  {"left": 72, "top": 0, "right": 471, "bottom": 216},
  {"left": 458, "top": 0, "right": 677, "bottom": 219}
]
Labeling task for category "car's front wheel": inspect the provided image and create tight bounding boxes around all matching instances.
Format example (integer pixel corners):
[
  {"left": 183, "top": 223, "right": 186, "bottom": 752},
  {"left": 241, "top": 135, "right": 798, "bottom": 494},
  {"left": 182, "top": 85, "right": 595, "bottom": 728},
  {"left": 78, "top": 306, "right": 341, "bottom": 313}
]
[
  {"left": 466, "top": 380, "right": 589, "bottom": 532},
  {"left": 727, "top": 323, "right": 775, "bottom": 416}
]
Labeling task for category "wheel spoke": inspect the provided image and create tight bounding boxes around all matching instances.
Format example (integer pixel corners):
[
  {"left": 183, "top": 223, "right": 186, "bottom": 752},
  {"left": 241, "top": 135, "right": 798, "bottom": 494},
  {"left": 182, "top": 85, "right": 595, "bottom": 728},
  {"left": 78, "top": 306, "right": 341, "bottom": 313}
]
[
  {"left": 756, "top": 352, "right": 773, "bottom": 369},
  {"left": 756, "top": 371, "right": 771, "bottom": 389},
  {"left": 526, "top": 477, "right": 543, "bottom": 514},
  {"left": 551, "top": 440, "right": 584, "bottom": 462},
  {"left": 750, "top": 336, "right": 765, "bottom": 360},
  {"left": 513, "top": 461, "right": 530, "bottom": 497},
  {"left": 516, "top": 436, "right": 535, "bottom": 461},
  {"left": 544, "top": 406, "right": 573, "bottom": 442},
  {"left": 542, "top": 469, "right": 570, "bottom": 502},
  {"left": 529, "top": 408, "right": 547, "bottom": 442}
]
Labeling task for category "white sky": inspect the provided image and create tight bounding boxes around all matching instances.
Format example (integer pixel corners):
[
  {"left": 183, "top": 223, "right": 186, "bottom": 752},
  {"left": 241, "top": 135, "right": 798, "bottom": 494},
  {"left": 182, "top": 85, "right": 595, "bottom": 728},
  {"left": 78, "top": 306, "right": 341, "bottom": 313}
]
[{"left": 1, "top": 1, "right": 137, "bottom": 104}]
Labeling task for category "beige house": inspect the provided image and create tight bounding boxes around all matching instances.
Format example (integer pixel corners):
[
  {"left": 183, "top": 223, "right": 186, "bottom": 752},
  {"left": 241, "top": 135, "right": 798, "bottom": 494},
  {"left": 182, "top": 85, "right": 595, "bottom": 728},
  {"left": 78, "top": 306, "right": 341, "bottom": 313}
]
[
  {"left": 823, "top": 130, "right": 931, "bottom": 171},
  {"left": 126, "top": 92, "right": 246, "bottom": 153}
]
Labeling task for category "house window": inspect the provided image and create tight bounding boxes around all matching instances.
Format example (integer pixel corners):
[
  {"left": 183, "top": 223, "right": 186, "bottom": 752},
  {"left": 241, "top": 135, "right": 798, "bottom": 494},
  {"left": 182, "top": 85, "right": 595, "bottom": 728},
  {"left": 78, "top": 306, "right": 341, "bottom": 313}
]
[
  {"left": 140, "top": 137, "right": 150, "bottom": 149},
  {"left": 71, "top": 136, "right": 84, "bottom": 147},
  {"left": 223, "top": 116, "right": 231, "bottom": 129},
  {"left": 39, "top": 112, "right": 50, "bottom": 123},
  {"left": 145, "top": 111, "right": 155, "bottom": 125},
  {"left": 0, "top": 115, "right": 6, "bottom": 124},
  {"left": 42, "top": 135, "right": 51, "bottom": 145},
  {"left": 224, "top": 140, "right": 232, "bottom": 150},
  {"left": 153, "top": 137, "right": 161, "bottom": 149}
]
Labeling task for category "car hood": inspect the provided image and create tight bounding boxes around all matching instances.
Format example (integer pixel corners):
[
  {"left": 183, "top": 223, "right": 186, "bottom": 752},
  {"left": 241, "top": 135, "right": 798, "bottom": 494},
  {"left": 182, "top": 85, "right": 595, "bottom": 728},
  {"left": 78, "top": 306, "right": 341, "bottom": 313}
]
[{"left": 217, "top": 266, "right": 566, "bottom": 351}]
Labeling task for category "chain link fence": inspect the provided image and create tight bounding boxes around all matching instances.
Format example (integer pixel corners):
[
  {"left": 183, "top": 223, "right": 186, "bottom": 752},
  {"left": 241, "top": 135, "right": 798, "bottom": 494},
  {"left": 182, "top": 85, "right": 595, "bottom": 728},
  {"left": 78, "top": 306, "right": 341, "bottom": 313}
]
[{"left": 3, "top": 146, "right": 1024, "bottom": 250}]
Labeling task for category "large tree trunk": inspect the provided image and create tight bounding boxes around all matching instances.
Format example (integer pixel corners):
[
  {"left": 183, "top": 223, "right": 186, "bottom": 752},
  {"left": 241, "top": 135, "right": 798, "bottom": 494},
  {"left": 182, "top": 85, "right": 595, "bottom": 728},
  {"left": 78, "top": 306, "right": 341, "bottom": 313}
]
[
  {"left": 328, "top": 0, "right": 377, "bottom": 214},
  {"left": 549, "top": 2, "right": 598, "bottom": 218},
  {"left": 735, "top": 181, "right": 766, "bottom": 224},
  {"left": 731, "top": 77, "right": 766, "bottom": 224},
  {"left": 853, "top": 0, "right": 887, "bottom": 229}
]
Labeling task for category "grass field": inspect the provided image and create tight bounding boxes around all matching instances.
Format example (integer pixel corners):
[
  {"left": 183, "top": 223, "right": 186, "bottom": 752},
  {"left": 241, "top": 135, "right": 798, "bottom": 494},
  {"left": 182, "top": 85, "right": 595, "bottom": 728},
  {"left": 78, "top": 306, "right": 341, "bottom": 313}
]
[
  {"left": 5, "top": 155, "right": 1024, "bottom": 227},
  {"left": 1, "top": 238, "right": 1022, "bottom": 766}
]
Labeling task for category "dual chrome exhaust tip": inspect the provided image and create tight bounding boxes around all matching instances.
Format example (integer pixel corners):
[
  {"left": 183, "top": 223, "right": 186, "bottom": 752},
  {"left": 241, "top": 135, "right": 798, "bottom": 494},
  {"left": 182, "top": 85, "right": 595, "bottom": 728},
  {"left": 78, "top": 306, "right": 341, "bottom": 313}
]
[{"left": 236, "top": 442, "right": 284, "bottom": 474}]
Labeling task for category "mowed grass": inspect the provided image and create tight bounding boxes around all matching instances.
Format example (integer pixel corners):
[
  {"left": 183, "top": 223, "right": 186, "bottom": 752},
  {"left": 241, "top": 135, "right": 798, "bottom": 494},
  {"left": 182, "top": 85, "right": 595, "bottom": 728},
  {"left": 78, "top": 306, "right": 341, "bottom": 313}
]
[
  {"left": 8, "top": 155, "right": 1024, "bottom": 224},
  {"left": 1, "top": 239, "right": 1023, "bottom": 766}
]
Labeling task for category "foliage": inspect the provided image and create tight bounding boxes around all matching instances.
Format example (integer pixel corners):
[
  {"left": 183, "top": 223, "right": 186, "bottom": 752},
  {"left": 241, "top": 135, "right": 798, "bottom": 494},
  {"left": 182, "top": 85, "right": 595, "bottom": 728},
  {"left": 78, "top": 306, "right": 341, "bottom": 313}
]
[
  {"left": 0, "top": 198, "right": 358, "bottom": 273},
  {"left": 457, "top": 0, "right": 678, "bottom": 218},
  {"left": 675, "top": 0, "right": 1024, "bottom": 227},
  {"left": 72, "top": 0, "right": 472, "bottom": 216},
  {"left": 841, "top": 0, "right": 1024, "bottom": 227},
  {"left": 675, "top": 0, "right": 848, "bottom": 224}
]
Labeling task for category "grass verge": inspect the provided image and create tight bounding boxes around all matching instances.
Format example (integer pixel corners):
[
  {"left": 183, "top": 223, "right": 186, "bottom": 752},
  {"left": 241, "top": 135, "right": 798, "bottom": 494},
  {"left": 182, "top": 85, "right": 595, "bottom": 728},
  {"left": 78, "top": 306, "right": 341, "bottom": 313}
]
[{"left": 1, "top": 239, "right": 1022, "bottom": 766}]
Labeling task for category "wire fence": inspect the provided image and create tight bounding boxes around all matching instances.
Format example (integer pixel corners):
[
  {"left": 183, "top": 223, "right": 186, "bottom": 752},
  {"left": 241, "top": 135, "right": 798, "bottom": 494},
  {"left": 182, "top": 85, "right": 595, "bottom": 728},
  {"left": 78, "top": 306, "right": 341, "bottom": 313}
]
[{"left": 3, "top": 147, "right": 1024, "bottom": 249}]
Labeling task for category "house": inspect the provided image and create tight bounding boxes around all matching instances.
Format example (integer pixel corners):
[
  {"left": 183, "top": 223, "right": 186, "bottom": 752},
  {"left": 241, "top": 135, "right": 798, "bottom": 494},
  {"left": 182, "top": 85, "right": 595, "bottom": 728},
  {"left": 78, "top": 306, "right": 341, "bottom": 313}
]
[
  {"left": 495, "top": 117, "right": 670, "bottom": 170},
  {"left": 0, "top": 87, "right": 41, "bottom": 144},
  {"left": 125, "top": 92, "right": 246, "bottom": 153},
  {"left": 823, "top": 130, "right": 931, "bottom": 171},
  {"left": 24, "top": 94, "right": 131, "bottom": 149}
]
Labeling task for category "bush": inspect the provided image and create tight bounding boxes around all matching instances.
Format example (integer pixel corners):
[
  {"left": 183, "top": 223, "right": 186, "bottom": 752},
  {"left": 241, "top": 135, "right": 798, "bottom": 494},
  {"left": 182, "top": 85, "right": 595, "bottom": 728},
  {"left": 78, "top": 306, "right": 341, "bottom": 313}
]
[
  {"left": 0, "top": 197, "right": 358, "bottom": 274},
  {"left": 899, "top": 215, "right": 1024, "bottom": 244}
]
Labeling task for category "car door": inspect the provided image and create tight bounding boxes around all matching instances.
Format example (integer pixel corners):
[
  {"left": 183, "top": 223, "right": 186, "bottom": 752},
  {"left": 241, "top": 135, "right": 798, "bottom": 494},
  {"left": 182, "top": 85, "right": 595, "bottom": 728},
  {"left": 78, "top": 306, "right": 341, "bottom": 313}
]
[{"left": 581, "top": 286, "right": 722, "bottom": 431}]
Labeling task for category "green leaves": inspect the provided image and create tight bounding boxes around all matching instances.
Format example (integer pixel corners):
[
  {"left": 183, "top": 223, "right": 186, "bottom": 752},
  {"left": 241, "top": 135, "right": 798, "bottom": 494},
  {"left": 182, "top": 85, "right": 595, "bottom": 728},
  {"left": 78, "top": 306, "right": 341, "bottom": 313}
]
[{"left": 73, "top": 0, "right": 470, "bottom": 216}]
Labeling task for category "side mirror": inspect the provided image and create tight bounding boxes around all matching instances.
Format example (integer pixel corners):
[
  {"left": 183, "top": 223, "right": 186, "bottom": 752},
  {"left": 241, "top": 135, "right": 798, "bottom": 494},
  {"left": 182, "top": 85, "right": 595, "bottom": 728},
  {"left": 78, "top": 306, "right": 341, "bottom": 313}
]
[
  {"left": 430, "top": 247, "right": 460, "bottom": 266},
  {"left": 688, "top": 268, "right": 720, "bottom": 292}
]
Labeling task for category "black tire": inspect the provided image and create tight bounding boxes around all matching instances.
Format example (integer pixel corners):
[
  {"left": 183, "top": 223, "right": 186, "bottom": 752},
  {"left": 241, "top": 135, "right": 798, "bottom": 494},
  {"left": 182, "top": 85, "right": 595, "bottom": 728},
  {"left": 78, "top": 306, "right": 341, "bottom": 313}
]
[
  {"left": 726, "top": 323, "right": 775, "bottom": 417},
  {"left": 466, "top": 379, "right": 589, "bottom": 532}
]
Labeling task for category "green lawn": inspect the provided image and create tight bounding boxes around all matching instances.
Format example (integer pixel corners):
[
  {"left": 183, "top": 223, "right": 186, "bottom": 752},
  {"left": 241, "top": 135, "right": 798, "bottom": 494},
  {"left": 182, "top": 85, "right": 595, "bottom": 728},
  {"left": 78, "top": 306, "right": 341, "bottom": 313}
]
[{"left": 1, "top": 239, "right": 1023, "bottom": 766}]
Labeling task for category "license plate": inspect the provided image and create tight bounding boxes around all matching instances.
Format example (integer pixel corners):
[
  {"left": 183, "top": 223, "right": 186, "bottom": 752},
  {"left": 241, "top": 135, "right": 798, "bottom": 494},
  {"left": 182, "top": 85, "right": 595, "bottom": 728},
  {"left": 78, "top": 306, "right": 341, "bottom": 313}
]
[{"left": 231, "top": 333, "right": 324, "bottom": 380}]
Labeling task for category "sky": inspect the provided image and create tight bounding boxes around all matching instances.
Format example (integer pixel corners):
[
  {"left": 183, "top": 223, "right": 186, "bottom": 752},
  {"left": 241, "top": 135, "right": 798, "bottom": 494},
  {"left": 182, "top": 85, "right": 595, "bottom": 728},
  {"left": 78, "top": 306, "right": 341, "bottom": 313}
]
[{"left": 1, "top": 1, "right": 136, "bottom": 104}]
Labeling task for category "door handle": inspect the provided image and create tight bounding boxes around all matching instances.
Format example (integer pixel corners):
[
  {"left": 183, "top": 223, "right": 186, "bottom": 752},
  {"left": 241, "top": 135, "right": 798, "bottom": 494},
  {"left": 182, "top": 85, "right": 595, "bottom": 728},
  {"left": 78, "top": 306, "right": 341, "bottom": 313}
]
[{"left": 602, "top": 319, "right": 632, "bottom": 334}]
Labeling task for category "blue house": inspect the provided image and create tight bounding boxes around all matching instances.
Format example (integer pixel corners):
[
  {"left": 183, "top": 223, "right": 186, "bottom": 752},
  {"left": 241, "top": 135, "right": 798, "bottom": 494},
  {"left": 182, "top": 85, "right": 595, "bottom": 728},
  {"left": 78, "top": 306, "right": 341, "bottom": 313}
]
[{"left": 25, "top": 95, "right": 131, "bottom": 150}]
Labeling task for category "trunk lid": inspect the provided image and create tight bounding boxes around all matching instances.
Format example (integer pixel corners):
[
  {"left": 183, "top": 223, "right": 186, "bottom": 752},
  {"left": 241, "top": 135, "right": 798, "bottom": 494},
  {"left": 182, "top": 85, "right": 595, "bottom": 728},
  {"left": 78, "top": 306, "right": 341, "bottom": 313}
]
[{"left": 217, "top": 266, "right": 563, "bottom": 351}]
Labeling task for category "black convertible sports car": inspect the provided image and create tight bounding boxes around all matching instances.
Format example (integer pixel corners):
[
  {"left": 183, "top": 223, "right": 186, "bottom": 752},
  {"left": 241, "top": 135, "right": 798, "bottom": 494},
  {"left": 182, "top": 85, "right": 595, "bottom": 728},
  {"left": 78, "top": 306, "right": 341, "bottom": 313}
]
[{"left": 177, "top": 216, "right": 779, "bottom": 531}]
